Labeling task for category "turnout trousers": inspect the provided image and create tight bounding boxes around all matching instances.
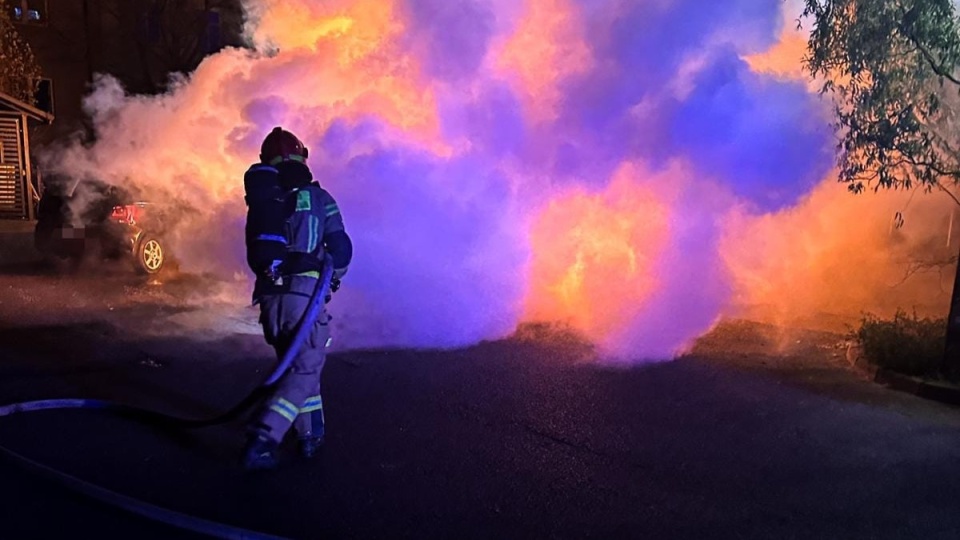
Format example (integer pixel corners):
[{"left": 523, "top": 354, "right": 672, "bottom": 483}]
[{"left": 249, "top": 275, "right": 330, "bottom": 444}]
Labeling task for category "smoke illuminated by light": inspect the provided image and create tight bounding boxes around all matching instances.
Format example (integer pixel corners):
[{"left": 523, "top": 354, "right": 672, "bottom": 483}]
[
  {"left": 742, "top": 0, "right": 810, "bottom": 83},
  {"left": 41, "top": 0, "right": 959, "bottom": 359},
  {"left": 493, "top": 0, "right": 592, "bottom": 124},
  {"left": 524, "top": 164, "right": 672, "bottom": 349}
]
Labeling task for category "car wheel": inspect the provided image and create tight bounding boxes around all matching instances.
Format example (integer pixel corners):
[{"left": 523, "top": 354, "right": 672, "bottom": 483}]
[{"left": 135, "top": 236, "right": 165, "bottom": 274}]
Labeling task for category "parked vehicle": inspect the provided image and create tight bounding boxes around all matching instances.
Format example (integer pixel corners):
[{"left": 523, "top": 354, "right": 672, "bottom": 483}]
[{"left": 34, "top": 177, "right": 170, "bottom": 274}]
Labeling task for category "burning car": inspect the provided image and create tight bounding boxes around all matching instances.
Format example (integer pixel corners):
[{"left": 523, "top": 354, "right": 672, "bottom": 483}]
[{"left": 34, "top": 177, "right": 170, "bottom": 274}]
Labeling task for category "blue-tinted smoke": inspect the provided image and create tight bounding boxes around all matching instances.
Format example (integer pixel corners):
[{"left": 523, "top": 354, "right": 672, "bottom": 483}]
[
  {"left": 53, "top": 0, "right": 835, "bottom": 358},
  {"left": 297, "top": 0, "right": 832, "bottom": 354}
]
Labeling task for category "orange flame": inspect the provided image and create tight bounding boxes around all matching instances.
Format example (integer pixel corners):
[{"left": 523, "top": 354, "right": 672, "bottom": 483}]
[{"left": 524, "top": 164, "right": 672, "bottom": 341}]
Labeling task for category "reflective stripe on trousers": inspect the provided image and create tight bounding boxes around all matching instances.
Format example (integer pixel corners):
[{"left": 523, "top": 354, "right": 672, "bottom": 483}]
[{"left": 250, "top": 278, "right": 331, "bottom": 443}]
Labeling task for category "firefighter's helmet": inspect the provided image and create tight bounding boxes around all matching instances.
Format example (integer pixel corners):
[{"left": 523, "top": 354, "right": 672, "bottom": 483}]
[{"left": 260, "top": 127, "right": 309, "bottom": 165}]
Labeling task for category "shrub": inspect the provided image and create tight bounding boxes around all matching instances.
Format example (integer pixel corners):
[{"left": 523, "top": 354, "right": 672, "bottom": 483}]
[{"left": 855, "top": 309, "right": 945, "bottom": 377}]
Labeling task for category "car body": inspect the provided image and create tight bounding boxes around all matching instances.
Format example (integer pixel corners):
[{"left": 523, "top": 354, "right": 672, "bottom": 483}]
[{"left": 34, "top": 177, "right": 169, "bottom": 274}]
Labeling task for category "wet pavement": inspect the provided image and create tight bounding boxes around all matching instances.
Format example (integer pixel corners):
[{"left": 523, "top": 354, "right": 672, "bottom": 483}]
[{"left": 0, "top": 259, "right": 959, "bottom": 539}]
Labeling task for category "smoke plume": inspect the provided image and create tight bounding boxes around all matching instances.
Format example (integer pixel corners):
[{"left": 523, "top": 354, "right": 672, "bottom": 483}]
[{"left": 40, "top": 0, "right": 959, "bottom": 359}]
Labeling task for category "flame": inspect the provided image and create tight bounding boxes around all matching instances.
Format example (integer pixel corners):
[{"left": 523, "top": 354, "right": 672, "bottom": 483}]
[{"left": 524, "top": 164, "right": 672, "bottom": 342}]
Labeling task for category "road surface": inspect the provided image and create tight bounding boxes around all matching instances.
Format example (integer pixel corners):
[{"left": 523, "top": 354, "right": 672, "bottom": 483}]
[{"left": 0, "top": 259, "right": 958, "bottom": 539}]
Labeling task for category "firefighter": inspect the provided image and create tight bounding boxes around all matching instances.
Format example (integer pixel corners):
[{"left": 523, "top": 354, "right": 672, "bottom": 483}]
[{"left": 241, "top": 127, "right": 353, "bottom": 470}]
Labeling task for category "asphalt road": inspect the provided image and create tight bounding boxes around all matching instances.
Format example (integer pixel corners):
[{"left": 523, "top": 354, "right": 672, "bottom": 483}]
[{"left": 0, "top": 261, "right": 959, "bottom": 540}]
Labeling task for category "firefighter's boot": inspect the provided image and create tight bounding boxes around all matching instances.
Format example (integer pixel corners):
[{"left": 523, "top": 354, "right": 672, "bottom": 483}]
[
  {"left": 241, "top": 433, "right": 279, "bottom": 471},
  {"left": 297, "top": 406, "right": 325, "bottom": 458},
  {"left": 298, "top": 434, "right": 324, "bottom": 458}
]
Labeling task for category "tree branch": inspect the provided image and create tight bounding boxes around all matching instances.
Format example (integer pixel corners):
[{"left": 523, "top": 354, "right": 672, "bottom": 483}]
[
  {"left": 937, "top": 180, "right": 960, "bottom": 208},
  {"left": 910, "top": 158, "right": 960, "bottom": 180},
  {"left": 892, "top": 255, "right": 959, "bottom": 289},
  {"left": 900, "top": 27, "right": 960, "bottom": 87}
]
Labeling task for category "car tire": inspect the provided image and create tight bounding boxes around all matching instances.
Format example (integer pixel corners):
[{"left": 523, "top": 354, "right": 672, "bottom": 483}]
[{"left": 135, "top": 236, "right": 165, "bottom": 275}]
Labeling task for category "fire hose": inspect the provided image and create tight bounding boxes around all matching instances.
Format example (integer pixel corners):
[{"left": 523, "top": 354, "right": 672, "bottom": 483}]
[{"left": 0, "top": 254, "right": 336, "bottom": 540}]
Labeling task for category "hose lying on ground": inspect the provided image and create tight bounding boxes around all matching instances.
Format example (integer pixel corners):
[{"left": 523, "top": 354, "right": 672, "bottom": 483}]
[
  {"left": 0, "top": 439, "right": 289, "bottom": 540},
  {"left": 0, "top": 253, "right": 335, "bottom": 539}
]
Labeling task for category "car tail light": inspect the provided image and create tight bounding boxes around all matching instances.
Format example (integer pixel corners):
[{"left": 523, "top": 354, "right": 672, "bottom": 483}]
[{"left": 112, "top": 204, "right": 139, "bottom": 224}]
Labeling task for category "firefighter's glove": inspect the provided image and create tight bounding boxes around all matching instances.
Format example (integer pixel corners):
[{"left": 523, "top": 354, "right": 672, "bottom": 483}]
[
  {"left": 325, "top": 278, "right": 341, "bottom": 304},
  {"left": 263, "top": 260, "right": 283, "bottom": 284}
]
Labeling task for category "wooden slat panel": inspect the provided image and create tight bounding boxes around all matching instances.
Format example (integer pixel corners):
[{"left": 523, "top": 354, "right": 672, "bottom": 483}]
[
  {"left": 0, "top": 163, "right": 24, "bottom": 217},
  {"left": 0, "top": 117, "right": 21, "bottom": 167},
  {"left": 0, "top": 116, "right": 27, "bottom": 218}
]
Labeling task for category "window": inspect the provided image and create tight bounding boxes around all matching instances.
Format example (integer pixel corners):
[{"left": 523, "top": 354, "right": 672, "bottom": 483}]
[
  {"left": 34, "top": 78, "right": 54, "bottom": 116},
  {"left": 11, "top": 0, "right": 46, "bottom": 25}
]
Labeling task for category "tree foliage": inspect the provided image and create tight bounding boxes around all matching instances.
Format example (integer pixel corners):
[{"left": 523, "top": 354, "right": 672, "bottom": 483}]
[
  {"left": 802, "top": 0, "right": 960, "bottom": 195},
  {"left": 0, "top": 0, "right": 42, "bottom": 103}
]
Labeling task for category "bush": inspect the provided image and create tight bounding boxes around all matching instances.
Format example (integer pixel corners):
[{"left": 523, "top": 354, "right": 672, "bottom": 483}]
[{"left": 855, "top": 310, "right": 946, "bottom": 377}]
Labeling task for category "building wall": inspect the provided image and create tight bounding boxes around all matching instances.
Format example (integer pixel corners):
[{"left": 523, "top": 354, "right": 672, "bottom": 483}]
[
  {"left": 10, "top": 0, "right": 245, "bottom": 148},
  {"left": 11, "top": 0, "right": 97, "bottom": 146},
  {"left": 0, "top": 112, "right": 33, "bottom": 219}
]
